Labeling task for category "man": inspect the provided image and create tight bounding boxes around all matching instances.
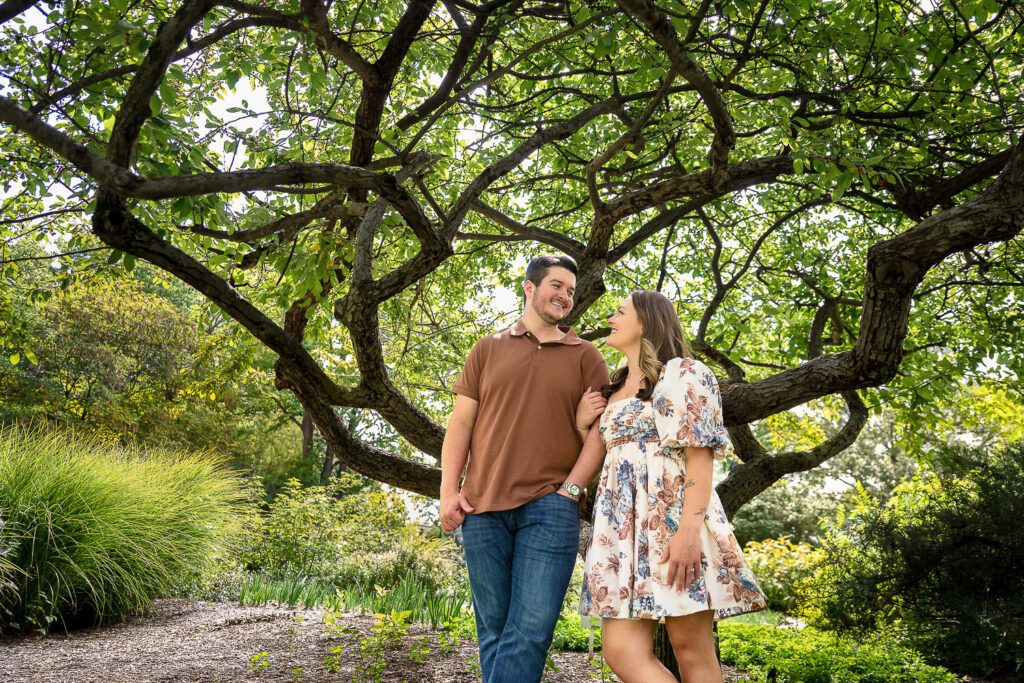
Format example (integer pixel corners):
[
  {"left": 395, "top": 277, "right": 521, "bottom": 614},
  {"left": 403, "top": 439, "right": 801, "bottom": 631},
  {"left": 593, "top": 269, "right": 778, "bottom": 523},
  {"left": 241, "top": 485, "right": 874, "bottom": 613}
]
[{"left": 439, "top": 255, "right": 610, "bottom": 683}]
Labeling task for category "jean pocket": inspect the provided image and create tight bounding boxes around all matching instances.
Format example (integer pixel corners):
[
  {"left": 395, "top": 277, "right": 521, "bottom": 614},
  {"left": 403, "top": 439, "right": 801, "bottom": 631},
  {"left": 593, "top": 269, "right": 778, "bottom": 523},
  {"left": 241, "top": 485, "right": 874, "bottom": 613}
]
[{"left": 548, "top": 491, "right": 579, "bottom": 509}]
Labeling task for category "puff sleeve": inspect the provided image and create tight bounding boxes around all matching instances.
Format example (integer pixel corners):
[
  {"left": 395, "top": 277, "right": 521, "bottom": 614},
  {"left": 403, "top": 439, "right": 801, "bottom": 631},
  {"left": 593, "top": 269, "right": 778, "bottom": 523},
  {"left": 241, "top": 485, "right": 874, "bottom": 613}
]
[{"left": 652, "top": 357, "right": 732, "bottom": 460}]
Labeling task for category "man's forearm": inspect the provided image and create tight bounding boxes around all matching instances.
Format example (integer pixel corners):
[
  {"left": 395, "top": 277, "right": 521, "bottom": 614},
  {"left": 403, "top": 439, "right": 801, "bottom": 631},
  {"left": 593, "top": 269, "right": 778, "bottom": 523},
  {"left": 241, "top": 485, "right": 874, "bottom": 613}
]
[
  {"left": 440, "top": 422, "right": 472, "bottom": 496},
  {"left": 565, "top": 428, "right": 606, "bottom": 488}
]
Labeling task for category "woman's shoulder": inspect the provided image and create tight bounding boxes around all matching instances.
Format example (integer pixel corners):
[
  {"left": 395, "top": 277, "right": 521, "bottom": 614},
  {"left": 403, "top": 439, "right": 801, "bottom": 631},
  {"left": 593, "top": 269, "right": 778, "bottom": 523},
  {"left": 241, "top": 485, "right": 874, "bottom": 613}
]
[{"left": 659, "top": 356, "right": 712, "bottom": 379}]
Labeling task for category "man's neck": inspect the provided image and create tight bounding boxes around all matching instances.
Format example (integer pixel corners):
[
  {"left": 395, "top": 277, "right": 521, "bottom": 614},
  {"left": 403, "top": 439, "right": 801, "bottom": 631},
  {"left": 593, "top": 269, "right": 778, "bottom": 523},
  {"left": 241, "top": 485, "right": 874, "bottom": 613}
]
[{"left": 520, "top": 310, "right": 565, "bottom": 343}]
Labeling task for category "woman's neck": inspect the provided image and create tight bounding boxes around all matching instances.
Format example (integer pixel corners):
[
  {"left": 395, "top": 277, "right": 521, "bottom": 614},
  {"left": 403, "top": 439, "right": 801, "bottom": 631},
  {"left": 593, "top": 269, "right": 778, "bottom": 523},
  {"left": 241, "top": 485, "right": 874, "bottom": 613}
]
[{"left": 622, "top": 344, "right": 642, "bottom": 380}]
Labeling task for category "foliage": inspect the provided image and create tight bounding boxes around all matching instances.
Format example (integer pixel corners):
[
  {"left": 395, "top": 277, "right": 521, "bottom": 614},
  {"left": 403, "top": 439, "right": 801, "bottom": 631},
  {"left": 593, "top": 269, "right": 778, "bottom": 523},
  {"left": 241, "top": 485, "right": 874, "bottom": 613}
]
[
  {"left": 325, "top": 609, "right": 412, "bottom": 683},
  {"left": 803, "top": 441, "right": 1024, "bottom": 678},
  {"left": 0, "top": 250, "right": 314, "bottom": 492},
  {"left": 718, "top": 623, "right": 958, "bottom": 683},
  {"left": 742, "top": 537, "right": 821, "bottom": 614},
  {"left": 730, "top": 478, "right": 837, "bottom": 546},
  {"left": 239, "top": 473, "right": 462, "bottom": 591},
  {"left": 238, "top": 574, "right": 339, "bottom": 611},
  {"left": 0, "top": 426, "right": 242, "bottom": 634},
  {"left": 1, "top": 0, "right": 1022, "bottom": 509},
  {"left": 551, "top": 615, "right": 599, "bottom": 653},
  {"left": 335, "top": 573, "right": 468, "bottom": 630}
]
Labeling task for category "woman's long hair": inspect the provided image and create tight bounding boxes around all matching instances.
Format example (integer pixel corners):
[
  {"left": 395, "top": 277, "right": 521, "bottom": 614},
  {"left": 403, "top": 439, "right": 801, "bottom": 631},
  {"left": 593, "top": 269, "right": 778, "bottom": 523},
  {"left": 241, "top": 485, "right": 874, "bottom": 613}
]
[{"left": 602, "top": 290, "right": 692, "bottom": 401}]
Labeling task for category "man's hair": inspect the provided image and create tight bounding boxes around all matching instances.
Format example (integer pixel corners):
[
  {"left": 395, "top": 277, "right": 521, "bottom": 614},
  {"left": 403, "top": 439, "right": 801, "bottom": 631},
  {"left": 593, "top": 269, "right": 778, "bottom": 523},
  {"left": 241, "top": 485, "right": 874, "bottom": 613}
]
[{"left": 524, "top": 255, "right": 578, "bottom": 286}]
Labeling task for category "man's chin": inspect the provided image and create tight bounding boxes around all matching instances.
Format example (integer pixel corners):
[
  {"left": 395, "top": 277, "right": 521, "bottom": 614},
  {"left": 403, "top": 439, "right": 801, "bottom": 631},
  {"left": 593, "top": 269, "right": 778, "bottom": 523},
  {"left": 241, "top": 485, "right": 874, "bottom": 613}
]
[{"left": 538, "top": 310, "right": 565, "bottom": 325}]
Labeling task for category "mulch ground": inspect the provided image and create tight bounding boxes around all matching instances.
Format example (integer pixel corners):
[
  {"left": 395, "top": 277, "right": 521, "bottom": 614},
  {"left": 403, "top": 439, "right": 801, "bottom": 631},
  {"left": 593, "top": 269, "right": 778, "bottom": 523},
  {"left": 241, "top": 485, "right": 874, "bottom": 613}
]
[{"left": 0, "top": 599, "right": 750, "bottom": 682}]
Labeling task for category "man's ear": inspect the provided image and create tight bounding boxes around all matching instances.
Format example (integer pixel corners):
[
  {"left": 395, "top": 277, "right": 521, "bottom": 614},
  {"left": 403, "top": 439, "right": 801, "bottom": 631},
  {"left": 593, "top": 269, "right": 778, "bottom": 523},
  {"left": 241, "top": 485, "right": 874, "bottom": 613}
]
[{"left": 523, "top": 279, "right": 534, "bottom": 301}]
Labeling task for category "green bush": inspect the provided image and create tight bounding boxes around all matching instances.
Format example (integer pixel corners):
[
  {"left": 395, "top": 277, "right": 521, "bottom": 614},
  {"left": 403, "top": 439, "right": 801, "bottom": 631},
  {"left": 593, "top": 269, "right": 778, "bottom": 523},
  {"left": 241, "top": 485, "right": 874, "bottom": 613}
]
[
  {"left": 0, "top": 426, "right": 242, "bottom": 634},
  {"left": 804, "top": 441, "right": 1024, "bottom": 678},
  {"left": 551, "top": 616, "right": 599, "bottom": 652},
  {"left": 743, "top": 536, "right": 820, "bottom": 613},
  {"left": 240, "top": 475, "right": 406, "bottom": 575},
  {"left": 240, "top": 473, "right": 464, "bottom": 592},
  {"left": 719, "top": 623, "right": 958, "bottom": 683}
]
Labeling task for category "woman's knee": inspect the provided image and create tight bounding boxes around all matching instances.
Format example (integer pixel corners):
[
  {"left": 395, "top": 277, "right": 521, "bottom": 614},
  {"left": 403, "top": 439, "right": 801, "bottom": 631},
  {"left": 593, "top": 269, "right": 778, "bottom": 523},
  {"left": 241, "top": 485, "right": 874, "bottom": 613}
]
[{"left": 601, "top": 637, "right": 632, "bottom": 671}]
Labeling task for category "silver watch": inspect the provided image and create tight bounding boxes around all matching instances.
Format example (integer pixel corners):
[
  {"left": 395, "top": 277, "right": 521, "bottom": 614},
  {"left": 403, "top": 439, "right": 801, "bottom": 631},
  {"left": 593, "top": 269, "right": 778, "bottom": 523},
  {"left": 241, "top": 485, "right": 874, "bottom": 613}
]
[{"left": 560, "top": 482, "right": 582, "bottom": 500}]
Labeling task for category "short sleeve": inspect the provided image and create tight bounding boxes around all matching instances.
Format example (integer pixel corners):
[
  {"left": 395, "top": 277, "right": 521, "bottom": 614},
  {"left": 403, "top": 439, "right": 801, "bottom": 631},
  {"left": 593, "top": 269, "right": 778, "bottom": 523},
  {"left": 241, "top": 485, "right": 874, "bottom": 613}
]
[
  {"left": 452, "top": 338, "right": 487, "bottom": 400},
  {"left": 580, "top": 342, "right": 611, "bottom": 393},
  {"left": 652, "top": 357, "right": 732, "bottom": 460}
]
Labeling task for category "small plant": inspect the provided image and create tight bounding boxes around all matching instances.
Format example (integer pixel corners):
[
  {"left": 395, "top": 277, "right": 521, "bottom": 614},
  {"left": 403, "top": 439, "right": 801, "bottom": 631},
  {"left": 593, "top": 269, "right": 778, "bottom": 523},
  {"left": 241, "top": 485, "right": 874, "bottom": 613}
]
[
  {"left": 465, "top": 651, "right": 482, "bottom": 678},
  {"left": 408, "top": 634, "right": 432, "bottom": 664},
  {"left": 435, "top": 626, "right": 460, "bottom": 654},
  {"left": 290, "top": 666, "right": 304, "bottom": 682},
  {"left": 324, "top": 610, "right": 412, "bottom": 683},
  {"left": 247, "top": 651, "right": 270, "bottom": 675}
]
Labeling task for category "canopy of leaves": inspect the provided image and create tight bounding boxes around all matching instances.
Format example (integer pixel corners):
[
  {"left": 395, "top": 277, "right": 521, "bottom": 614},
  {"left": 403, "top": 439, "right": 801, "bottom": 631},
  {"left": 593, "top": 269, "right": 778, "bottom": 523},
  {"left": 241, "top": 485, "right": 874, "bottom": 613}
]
[{"left": 1, "top": 0, "right": 1022, "bottom": 511}]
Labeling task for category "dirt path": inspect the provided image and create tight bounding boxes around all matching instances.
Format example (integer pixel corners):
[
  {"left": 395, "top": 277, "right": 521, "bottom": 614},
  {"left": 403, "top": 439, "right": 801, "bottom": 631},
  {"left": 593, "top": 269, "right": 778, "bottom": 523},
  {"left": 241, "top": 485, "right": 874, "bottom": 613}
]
[{"left": 0, "top": 599, "right": 748, "bottom": 682}]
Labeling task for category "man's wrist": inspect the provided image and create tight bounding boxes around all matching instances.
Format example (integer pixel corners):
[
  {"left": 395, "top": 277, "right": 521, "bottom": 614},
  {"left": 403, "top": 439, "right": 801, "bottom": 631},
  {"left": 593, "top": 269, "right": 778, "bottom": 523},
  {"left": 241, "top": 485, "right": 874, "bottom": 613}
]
[{"left": 559, "top": 482, "right": 582, "bottom": 500}]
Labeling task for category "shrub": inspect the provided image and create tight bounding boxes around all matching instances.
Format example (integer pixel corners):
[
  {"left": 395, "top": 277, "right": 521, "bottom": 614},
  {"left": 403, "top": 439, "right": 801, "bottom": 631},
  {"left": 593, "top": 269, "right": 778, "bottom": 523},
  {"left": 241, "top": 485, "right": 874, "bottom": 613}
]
[
  {"left": 240, "top": 473, "right": 465, "bottom": 593},
  {"left": 719, "top": 623, "right": 958, "bottom": 683},
  {"left": 240, "top": 474, "right": 407, "bottom": 577},
  {"left": 743, "top": 536, "right": 820, "bottom": 613},
  {"left": 0, "top": 426, "right": 242, "bottom": 634},
  {"left": 551, "top": 616, "right": 598, "bottom": 652},
  {"left": 804, "top": 441, "right": 1024, "bottom": 678}
]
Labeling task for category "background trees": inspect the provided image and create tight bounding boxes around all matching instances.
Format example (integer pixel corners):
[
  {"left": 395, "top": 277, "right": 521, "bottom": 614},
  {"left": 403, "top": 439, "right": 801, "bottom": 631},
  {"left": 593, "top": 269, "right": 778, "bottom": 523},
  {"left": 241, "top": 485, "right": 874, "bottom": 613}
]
[{"left": 1, "top": 0, "right": 1022, "bottom": 512}]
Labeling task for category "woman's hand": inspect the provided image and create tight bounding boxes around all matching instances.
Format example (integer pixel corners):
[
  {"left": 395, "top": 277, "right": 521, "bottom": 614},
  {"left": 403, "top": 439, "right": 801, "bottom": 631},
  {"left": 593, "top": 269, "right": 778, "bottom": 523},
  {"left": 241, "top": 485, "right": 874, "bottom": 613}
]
[
  {"left": 575, "top": 386, "right": 607, "bottom": 430},
  {"left": 659, "top": 530, "right": 703, "bottom": 592}
]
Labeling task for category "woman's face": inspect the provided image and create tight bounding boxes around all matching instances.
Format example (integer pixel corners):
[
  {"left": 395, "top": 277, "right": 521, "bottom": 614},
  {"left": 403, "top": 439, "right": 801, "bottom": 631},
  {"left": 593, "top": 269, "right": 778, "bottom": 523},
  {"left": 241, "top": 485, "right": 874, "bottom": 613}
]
[{"left": 607, "top": 296, "right": 643, "bottom": 351}]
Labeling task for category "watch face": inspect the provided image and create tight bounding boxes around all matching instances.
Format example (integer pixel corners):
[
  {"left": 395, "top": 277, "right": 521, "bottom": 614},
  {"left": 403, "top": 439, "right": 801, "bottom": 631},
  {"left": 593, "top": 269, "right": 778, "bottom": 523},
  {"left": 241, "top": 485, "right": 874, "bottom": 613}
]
[{"left": 564, "top": 483, "right": 581, "bottom": 496}]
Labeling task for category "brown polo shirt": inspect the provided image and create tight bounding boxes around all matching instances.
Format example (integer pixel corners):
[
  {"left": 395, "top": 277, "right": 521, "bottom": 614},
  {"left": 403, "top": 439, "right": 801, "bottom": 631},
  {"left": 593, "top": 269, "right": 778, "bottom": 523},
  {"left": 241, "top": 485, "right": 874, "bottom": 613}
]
[{"left": 452, "top": 320, "right": 610, "bottom": 512}]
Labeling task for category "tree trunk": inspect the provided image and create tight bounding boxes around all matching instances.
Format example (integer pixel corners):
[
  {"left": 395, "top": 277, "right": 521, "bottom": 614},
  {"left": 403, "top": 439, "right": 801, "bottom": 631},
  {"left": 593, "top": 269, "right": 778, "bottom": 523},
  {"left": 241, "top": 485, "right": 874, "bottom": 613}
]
[
  {"left": 301, "top": 410, "right": 314, "bottom": 460},
  {"left": 320, "top": 442, "right": 335, "bottom": 484}
]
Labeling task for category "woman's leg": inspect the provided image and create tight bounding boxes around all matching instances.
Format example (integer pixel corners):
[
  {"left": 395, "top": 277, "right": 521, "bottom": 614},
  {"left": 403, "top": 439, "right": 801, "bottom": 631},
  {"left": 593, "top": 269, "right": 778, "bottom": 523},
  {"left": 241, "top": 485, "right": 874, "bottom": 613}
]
[
  {"left": 664, "top": 610, "right": 723, "bottom": 683},
  {"left": 601, "top": 618, "right": 678, "bottom": 683}
]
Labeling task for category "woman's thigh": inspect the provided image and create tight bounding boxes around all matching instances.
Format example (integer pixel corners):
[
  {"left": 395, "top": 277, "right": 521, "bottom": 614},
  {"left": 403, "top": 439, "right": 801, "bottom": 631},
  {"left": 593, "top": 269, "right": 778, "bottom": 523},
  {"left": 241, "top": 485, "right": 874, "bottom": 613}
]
[{"left": 664, "top": 609, "right": 716, "bottom": 653}]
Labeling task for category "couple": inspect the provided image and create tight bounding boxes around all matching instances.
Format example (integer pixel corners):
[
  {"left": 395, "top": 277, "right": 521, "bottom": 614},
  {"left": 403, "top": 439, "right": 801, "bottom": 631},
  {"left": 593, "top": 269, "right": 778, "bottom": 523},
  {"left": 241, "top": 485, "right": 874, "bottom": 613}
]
[{"left": 439, "top": 255, "right": 767, "bottom": 683}]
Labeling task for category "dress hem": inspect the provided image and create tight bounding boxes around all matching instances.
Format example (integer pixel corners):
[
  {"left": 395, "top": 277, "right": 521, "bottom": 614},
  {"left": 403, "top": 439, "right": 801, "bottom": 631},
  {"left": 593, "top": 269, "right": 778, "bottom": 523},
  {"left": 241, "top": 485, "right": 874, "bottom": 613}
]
[{"left": 579, "top": 601, "right": 768, "bottom": 622}]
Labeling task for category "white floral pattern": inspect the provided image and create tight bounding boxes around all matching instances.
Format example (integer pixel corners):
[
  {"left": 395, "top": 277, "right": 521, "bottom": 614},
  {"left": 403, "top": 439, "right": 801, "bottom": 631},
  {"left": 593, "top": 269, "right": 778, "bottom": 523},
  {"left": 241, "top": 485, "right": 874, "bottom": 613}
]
[{"left": 580, "top": 357, "right": 768, "bottom": 621}]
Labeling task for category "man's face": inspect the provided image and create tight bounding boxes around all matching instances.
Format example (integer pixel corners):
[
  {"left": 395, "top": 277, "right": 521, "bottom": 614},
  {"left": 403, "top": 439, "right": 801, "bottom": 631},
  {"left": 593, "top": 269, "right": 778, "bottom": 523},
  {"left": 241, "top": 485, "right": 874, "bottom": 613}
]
[{"left": 525, "top": 267, "right": 576, "bottom": 324}]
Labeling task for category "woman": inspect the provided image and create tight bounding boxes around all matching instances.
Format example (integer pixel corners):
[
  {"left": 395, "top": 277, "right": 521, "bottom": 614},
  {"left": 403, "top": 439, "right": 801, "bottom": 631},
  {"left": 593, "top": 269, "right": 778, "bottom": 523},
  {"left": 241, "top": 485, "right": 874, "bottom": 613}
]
[{"left": 578, "top": 290, "right": 767, "bottom": 682}]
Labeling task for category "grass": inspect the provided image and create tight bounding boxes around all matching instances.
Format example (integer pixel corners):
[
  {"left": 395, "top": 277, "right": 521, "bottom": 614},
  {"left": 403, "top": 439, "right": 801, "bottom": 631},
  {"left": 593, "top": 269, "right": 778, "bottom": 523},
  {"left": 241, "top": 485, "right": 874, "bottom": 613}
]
[
  {"left": 0, "top": 425, "right": 243, "bottom": 634},
  {"left": 237, "top": 571, "right": 469, "bottom": 630}
]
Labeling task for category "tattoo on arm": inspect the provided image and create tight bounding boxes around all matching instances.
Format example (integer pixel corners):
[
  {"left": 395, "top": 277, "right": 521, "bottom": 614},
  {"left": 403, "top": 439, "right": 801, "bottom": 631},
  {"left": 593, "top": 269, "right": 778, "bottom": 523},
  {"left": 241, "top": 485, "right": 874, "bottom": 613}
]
[
  {"left": 684, "top": 479, "right": 696, "bottom": 490},
  {"left": 693, "top": 506, "right": 707, "bottom": 518}
]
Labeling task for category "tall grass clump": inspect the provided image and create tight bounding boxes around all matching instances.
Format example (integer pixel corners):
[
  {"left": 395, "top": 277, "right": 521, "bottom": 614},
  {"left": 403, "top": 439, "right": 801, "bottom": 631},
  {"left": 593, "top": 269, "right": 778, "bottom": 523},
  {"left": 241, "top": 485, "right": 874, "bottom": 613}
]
[{"left": 0, "top": 426, "right": 243, "bottom": 634}]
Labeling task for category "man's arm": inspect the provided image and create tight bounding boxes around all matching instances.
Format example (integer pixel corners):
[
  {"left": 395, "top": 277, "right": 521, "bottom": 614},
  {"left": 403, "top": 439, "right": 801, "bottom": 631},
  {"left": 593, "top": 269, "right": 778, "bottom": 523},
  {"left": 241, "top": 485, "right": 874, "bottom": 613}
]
[
  {"left": 559, "top": 426, "right": 607, "bottom": 498},
  {"left": 439, "top": 393, "right": 479, "bottom": 532}
]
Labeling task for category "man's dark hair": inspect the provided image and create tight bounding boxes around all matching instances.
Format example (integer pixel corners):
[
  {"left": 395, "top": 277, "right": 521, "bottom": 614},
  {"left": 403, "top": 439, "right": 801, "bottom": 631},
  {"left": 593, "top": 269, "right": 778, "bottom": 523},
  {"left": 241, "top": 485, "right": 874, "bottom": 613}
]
[{"left": 524, "top": 255, "right": 578, "bottom": 286}]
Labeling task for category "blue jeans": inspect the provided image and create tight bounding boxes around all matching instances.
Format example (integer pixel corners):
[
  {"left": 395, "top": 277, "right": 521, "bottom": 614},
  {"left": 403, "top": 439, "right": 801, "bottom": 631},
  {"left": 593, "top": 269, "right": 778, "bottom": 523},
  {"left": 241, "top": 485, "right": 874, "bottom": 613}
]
[{"left": 462, "top": 492, "right": 580, "bottom": 683}]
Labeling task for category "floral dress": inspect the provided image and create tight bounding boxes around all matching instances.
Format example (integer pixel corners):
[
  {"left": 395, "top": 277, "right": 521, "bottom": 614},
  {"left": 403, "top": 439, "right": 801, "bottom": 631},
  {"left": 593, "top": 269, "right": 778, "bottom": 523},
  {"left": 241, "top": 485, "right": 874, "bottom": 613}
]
[{"left": 580, "top": 357, "right": 767, "bottom": 621}]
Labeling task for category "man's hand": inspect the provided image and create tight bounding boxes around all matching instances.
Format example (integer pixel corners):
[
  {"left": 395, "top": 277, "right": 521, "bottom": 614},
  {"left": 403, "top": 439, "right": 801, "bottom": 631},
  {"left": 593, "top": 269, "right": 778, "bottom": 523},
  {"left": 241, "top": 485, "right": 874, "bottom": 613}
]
[
  {"left": 575, "top": 386, "right": 607, "bottom": 430},
  {"left": 440, "top": 492, "right": 476, "bottom": 532}
]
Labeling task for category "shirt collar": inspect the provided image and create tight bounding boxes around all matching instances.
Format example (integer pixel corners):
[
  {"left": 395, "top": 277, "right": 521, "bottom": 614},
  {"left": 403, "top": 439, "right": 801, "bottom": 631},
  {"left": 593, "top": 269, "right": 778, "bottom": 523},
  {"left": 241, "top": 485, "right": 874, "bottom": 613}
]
[{"left": 510, "top": 318, "right": 582, "bottom": 346}]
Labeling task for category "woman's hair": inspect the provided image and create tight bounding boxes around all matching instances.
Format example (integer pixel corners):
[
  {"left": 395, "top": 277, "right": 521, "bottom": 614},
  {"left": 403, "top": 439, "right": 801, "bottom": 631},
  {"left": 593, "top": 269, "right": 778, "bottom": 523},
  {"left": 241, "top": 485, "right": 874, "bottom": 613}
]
[{"left": 602, "top": 290, "right": 692, "bottom": 401}]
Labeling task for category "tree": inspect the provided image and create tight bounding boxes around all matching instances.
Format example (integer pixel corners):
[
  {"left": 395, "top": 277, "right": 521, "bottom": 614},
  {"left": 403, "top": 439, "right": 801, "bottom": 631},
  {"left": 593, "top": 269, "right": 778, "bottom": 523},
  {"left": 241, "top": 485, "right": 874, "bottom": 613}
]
[
  {"left": 806, "top": 441, "right": 1024, "bottom": 678},
  {"left": 0, "top": 0, "right": 1022, "bottom": 519}
]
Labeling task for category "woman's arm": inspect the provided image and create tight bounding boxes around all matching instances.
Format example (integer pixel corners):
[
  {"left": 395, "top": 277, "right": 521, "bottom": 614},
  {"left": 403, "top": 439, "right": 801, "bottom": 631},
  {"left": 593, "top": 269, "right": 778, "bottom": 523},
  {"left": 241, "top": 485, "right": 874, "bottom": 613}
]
[{"left": 660, "top": 446, "right": 715, "bottom": 591}]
